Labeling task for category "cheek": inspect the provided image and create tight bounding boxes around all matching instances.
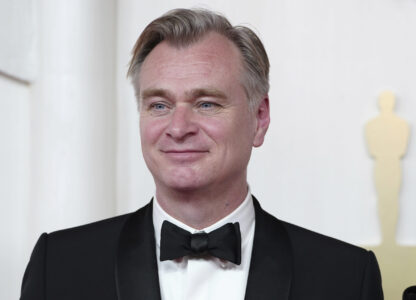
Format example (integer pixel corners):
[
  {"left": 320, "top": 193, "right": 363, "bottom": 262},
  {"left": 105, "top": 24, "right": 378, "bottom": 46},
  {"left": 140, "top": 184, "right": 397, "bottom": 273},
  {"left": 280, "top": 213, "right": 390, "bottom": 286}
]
[
  {"left": 201, "top": 116, "right": 254, "bottom": 149},
  {"left": 200, "top": 118, "right": 229, "bottom": 144},
  {"left": 140, "top": 118, "right": 167, "bottom": 146}
]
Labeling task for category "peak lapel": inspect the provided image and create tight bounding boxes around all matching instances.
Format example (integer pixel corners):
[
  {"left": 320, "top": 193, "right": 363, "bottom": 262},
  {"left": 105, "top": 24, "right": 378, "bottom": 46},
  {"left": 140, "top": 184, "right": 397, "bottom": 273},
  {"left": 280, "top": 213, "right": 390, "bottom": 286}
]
[
  {"left": 245, "top": 197, "right": 293, "bottom": 300},
  {"left": 115, "top": 200, "right": 162, "bottom": 300}
]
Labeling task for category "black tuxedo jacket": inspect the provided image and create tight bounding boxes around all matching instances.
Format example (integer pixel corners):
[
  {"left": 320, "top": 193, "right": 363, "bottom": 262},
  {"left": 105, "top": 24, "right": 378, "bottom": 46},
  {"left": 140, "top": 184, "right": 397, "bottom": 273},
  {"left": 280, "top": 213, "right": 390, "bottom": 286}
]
[{"left": 21, "top": 198, "right": 383, "bottom": 299}]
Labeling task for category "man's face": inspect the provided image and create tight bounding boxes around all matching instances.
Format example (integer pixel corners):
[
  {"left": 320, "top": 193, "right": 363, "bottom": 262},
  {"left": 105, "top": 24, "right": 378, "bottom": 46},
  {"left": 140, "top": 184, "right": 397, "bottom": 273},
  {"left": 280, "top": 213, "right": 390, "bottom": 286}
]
[{"left": 138, "top": 32, "right": 269, "bottom": 193}]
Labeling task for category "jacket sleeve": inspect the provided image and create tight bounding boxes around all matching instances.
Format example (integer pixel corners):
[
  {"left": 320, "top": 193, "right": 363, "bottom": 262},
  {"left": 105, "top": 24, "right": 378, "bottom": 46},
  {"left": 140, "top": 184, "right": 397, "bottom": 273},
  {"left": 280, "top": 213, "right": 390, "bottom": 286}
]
[
  {"left": 20, "top": 233, "right": 48, "bottom": 300},
  {"left": 360, "top": 250, "right": 384, "bottom": 300}
]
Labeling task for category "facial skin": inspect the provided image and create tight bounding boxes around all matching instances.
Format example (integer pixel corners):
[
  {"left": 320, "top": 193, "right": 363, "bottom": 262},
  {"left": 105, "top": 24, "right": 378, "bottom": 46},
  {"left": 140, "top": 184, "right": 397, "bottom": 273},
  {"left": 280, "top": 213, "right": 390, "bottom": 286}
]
[{"left": 138, "top": 32, "right": 270, "bottom": 228}]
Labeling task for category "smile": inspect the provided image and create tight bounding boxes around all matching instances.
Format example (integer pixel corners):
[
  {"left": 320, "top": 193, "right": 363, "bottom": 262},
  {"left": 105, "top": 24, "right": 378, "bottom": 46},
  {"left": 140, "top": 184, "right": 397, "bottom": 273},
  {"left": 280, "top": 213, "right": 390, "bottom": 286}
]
[{"left": 161, "top": 150, "right": 209, "bottom": 161}]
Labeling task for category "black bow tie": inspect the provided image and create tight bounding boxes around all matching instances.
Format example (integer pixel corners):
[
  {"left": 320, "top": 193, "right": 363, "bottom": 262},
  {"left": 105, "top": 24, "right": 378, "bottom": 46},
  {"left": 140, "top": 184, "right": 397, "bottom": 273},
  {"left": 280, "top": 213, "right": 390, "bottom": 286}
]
[{"left": 160, "top": 220, "right": 241, "bottom": 265}]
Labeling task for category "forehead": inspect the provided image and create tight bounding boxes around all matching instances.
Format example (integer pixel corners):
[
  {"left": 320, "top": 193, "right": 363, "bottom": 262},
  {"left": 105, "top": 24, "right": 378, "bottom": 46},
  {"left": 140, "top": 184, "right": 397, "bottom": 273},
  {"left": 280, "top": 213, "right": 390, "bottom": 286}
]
[{"left": 139, "top": 32, "right": 244, "bottom": 90}]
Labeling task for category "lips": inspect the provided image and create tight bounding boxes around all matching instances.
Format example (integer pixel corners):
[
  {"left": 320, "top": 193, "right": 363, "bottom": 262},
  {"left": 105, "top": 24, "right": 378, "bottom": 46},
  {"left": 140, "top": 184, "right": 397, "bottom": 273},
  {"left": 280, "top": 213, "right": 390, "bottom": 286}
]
[
  {"left": 161, "top": 149, "right": 209, "bottom": 161},
  {"left": 162, "top": 149, "right": 207, "bottom": 153}
]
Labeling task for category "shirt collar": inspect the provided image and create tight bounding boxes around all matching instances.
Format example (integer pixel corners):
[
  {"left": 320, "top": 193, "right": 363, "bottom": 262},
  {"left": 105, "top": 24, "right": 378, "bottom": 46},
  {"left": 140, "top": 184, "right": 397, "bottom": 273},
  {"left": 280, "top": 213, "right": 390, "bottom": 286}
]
[{"left": 153, "top": 187, "right": 255, "bottom": 249}]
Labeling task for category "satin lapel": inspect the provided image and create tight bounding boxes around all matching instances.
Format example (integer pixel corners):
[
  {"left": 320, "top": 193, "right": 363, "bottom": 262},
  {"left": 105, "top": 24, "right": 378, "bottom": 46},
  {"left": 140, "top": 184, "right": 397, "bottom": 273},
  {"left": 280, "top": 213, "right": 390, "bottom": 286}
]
[
  {"left": 244, "top": 197, "right": 293, "bottom": 300},
  {"left": 115, "top": 200, "right": 161, "bottom": 300}
]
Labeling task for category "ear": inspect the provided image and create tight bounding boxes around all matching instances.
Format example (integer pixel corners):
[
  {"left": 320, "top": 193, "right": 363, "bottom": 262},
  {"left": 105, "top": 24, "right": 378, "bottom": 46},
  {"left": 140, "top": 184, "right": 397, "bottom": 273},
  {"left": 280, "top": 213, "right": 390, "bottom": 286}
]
[{"left": 253, "top": 95, "right": 270, "bottom": 147}]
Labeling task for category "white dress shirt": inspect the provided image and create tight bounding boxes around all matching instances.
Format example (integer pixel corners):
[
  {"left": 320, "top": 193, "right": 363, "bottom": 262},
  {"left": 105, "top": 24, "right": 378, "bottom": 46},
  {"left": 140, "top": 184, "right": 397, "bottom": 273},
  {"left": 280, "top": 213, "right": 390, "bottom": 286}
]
[{"left": 152, "top": 189, "right": 255, "bottom": 300}]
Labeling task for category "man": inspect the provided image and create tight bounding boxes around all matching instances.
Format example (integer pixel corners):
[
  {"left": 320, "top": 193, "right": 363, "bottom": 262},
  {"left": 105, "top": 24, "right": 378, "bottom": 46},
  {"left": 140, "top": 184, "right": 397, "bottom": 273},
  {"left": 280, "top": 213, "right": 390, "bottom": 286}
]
[{"left": 21, "top": 8, "right": 383, "bottom": 300}]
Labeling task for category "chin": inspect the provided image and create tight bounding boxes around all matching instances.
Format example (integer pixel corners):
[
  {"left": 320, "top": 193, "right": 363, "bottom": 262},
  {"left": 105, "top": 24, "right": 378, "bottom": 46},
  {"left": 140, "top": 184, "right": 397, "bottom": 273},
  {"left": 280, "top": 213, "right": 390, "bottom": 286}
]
[
  {"left": 160, "top": 169, "right": 210, "bottom": 192},
  {"left": 165, "top": 176, "right": 205, "bottom": 191}
]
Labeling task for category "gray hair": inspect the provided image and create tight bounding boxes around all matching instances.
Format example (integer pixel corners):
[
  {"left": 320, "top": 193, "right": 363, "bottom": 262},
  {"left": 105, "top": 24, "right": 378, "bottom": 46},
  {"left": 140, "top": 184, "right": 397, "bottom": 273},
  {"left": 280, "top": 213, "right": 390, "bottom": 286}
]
[{"left": 127, "top": 8, "right": 270, "bottom": 108}]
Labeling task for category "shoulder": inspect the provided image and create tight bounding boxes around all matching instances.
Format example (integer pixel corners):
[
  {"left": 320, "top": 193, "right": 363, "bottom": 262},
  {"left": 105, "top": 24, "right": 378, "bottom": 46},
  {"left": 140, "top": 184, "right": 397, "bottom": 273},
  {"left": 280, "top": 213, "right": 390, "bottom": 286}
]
[
  {"left": 48, "top": 201, "right": 152, "bottom": 240},
  {"left": 281, "top": 220, "right": 382, "bottom": 298},
  {"left": 39, "top": 213, "right": 133, "bottom": 263},
  {"left": 252, "top": 198, "right": 383, "bottom": 298},
  {"left": 21, "top": 209, "right": 144, "bottom": 298},
  {"left": 271, "top": 214, "right": 377, "bottom": 281},
  {"left": 281, "top": 220, "right": 368, "bottom": 257},
  {"left": 43, "top": 202, "right": 152, "bottom": 254},
  {"left": 255, "top": 199, "right": 368, "bottom": 259},
  {"left": 256, "top": 200, "right": 373, "bottom": 270},
  {"left": 48, "top": 212, "right": 132, "bottom": 241}
]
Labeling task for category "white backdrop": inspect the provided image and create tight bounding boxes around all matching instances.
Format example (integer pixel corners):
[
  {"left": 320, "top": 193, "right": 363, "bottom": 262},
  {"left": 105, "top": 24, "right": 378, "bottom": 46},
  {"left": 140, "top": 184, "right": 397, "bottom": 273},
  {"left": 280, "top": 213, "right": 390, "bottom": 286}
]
[{"left": 1, "top": 0, "right": 416, "bottom": 299}]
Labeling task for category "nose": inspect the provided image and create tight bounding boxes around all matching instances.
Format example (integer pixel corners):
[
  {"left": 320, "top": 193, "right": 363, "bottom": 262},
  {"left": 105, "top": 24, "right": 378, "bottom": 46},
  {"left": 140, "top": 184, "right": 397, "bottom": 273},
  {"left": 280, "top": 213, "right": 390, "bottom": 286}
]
[{"left": 166, "top": 105, "right": 198, "bottom": 140}]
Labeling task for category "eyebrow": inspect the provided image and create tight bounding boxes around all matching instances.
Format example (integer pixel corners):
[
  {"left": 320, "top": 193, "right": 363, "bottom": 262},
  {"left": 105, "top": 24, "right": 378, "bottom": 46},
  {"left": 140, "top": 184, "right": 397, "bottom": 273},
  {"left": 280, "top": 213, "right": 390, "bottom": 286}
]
[
  {"left": 187, "top": 88, "right": 227, "bottom": 100},
  {"left": 141, "top": 88, "right": 173, "bottom": 101},
  {"left": 141, "top": 87, "right": 227, "bottom": 102}
]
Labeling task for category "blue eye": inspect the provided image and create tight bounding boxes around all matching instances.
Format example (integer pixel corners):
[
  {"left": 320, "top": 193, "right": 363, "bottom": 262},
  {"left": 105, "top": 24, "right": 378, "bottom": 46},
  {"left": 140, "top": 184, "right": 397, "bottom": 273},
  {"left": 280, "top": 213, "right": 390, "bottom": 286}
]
[
  {"left": 148, "top": 102, "right": 170, "bottom": 115},
  {"left": 200, "top": 102, "right": 215, "bottom": 109},
  {"left": 152, "top": 103, "right": 166, "bottom": 110}
]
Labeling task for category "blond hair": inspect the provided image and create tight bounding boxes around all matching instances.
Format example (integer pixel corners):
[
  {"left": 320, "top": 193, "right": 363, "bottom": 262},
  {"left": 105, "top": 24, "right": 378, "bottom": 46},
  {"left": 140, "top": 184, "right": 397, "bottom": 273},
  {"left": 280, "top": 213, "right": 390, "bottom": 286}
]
[{"left": 127, "top": 8, "right": 269, "bottom": 108}]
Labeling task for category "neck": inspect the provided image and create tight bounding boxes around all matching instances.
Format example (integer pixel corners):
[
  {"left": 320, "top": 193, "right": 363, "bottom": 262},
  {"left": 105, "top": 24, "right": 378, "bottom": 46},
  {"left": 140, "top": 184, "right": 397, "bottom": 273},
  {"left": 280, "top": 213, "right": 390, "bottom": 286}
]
[{"left": 155, "top": 179, "right": 248, "bottom": 230}]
